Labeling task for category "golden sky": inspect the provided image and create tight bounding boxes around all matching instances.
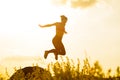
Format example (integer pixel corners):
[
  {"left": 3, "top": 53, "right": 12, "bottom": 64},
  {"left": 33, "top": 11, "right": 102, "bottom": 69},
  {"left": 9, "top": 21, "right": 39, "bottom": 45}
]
[{"left": 0, "top": 0, "right": 120, "bottom": 73}]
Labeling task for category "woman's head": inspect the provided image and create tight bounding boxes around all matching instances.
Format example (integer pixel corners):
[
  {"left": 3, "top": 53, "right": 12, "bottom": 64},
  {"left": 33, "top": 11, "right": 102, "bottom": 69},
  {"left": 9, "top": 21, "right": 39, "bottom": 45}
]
[{"left": 60, "top": 15, "right": 68, "bottom": 23}]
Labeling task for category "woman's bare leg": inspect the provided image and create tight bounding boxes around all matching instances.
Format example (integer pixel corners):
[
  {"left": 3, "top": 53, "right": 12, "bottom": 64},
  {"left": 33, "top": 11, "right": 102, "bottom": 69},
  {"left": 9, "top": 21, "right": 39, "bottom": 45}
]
[{"left": 44, "top": 49, "right": 58, "bottom": 60}]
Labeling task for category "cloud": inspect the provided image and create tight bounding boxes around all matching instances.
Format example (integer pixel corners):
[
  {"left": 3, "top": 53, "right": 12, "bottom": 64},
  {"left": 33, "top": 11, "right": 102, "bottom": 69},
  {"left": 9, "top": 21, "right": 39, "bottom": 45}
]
[
  {"left": 51, "top": 0, "right": 67, "bottom": 6},
  {"left": 71, "top": 0, "right": 97, "bottom": 8},
  {"left": 1, "top": 56, "right": 42, "bottom": 62},
  {"left": 51, "top": 0, "right": 97, "bottom": 8}
]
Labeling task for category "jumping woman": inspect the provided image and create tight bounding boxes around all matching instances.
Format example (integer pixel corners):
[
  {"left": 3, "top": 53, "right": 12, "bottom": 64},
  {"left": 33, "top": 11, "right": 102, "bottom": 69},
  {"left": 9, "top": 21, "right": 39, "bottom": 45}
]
[{"left": 38, "top": 15, "right": 68, "bottom": 60}]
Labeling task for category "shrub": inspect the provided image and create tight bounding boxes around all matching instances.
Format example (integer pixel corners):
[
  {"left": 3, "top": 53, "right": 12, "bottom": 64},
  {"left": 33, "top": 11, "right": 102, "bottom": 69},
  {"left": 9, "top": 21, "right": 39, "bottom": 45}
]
[
  {"left": 2, "top": 56, "right": 119, "bottom": 80},
  {"left": 9, "top": 66, "right": 52, "bottom": 80}
]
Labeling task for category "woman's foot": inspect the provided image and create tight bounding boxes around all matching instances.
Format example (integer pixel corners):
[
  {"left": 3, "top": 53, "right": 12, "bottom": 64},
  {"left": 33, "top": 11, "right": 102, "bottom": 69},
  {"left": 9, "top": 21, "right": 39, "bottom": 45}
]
[
  {"left": 54, "top": 52, "right": 58, "bottom": 60},
  {"left": 44, "top": 51, "right": 49, "bottom": 59}
]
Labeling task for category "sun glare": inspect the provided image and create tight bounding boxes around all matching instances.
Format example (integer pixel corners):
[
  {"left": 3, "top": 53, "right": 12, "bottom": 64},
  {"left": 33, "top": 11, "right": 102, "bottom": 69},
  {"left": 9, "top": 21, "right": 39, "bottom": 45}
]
[{"left": 1, "top": 1, "right": 120, "bottom": 78}]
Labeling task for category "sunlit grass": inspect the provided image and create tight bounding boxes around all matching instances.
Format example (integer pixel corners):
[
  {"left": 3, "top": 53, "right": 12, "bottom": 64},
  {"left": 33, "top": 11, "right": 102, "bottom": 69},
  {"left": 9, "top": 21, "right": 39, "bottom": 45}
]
[{"left": 0, "top": 56, "right": 120, "bottom": 80}]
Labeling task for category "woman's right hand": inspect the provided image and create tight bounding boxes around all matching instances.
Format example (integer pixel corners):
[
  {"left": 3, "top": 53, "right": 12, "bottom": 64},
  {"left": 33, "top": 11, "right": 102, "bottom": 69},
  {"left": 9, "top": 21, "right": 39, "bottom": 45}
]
[
  {"left": 38, "top": 24, "right": 44, "bottom": 28},
  {"left": 64, "top": 31, "right": 67, "bottom": 34}
]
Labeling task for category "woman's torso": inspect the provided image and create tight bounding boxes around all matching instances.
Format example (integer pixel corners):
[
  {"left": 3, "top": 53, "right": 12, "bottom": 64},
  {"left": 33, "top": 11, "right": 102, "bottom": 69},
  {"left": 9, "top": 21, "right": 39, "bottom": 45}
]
[{"left": 55, "top": 22, "right": 65, "bottom": 37}]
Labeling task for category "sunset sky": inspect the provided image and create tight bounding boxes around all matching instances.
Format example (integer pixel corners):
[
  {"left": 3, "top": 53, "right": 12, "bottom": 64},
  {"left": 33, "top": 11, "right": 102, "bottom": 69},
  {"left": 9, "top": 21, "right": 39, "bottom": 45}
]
[{"left": 0, "top": 0, "right": 120, "bottom": 74}]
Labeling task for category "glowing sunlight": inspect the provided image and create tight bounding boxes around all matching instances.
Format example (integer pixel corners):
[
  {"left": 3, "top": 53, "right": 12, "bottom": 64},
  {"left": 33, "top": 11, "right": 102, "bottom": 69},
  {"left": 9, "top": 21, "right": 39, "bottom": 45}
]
[{"left": 0, "top": 0, "right": 120, "bottom": 79}]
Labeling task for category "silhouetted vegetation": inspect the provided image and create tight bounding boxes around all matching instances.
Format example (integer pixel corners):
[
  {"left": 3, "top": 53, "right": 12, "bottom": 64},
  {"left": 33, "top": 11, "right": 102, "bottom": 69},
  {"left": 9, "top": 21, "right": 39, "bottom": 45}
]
[
  {"left": 0, "top": 57, "right": 120, "bottom": 80},
  {"left": 0, "top": 73, "right": 4, "bottom": 80}
]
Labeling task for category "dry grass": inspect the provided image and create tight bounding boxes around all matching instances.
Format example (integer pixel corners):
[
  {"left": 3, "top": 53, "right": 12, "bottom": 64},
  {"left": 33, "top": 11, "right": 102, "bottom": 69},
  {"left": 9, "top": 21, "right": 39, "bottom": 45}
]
[{"left": 0, "top": 57, "right": 120, "bottom": 80}]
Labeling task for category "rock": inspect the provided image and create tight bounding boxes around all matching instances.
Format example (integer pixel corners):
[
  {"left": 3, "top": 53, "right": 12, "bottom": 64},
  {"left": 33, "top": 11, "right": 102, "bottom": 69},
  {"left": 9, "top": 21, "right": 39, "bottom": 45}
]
[{"left": 9, "top": 66, "right": 52, "bottom": 80}]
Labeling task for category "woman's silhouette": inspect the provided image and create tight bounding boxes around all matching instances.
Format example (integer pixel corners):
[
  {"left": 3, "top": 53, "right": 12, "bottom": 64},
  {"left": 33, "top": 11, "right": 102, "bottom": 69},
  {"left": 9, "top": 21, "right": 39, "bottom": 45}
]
[{"left": 39, "top": 15, "right": 68, "bottom": 60}]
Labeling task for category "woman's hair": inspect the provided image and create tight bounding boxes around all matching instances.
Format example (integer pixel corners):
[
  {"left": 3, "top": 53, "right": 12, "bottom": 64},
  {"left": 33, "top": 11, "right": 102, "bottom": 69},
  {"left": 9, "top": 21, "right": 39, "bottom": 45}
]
[{"left": 61, "top": 15, "right": 68, "bottom": 21}]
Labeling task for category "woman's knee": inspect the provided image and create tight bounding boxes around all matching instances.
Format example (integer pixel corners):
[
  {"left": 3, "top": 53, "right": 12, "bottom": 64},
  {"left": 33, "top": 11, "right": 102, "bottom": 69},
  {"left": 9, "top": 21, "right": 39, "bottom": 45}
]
[{"left": 60, "top": 50, "right": 66, "bottom": 55}]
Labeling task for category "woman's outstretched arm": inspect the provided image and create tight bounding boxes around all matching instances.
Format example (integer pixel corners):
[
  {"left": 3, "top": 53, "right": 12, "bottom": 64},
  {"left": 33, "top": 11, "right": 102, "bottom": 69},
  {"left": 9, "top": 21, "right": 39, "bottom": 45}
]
[{"left": 38, "top": 23, "right": 56, "bottom": 28}]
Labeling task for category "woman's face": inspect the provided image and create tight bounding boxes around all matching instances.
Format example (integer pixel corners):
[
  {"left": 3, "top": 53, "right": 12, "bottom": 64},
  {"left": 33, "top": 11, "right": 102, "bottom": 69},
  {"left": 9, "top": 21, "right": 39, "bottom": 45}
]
[{"left": 61, "top": 17, "right": 67, "bottom": 23}]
